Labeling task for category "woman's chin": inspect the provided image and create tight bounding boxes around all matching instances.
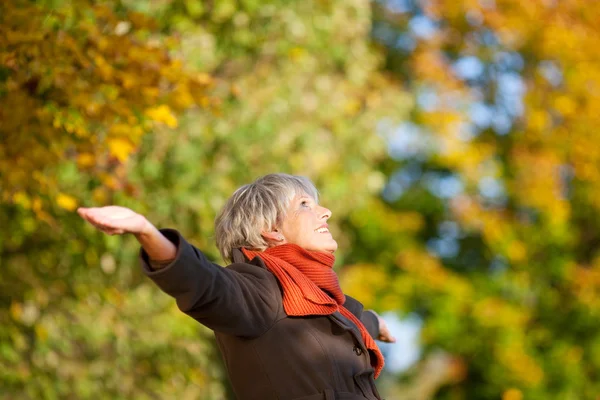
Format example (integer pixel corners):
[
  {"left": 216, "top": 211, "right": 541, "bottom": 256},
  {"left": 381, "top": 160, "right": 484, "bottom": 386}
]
[
  {"left": 308, "top": 242, "right": 337, "bottom": 254},
  {"left": 323, "top": 240, "right": 338, "bottom": 253}
]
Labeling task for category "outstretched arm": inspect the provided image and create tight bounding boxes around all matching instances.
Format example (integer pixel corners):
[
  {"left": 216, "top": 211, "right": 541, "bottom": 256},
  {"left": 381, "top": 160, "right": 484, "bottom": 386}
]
[
  {"left": 77, "top": 206, "right": 280, "bottom": 337},
  {"left": 77, "top": 206, "right": 176, "bottom": 264}
]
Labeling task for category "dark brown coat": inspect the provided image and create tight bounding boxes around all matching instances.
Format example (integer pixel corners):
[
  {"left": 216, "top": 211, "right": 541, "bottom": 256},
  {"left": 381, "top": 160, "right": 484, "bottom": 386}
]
[{"left": 140, "top": 229, "right": 383, "bottom": 400}]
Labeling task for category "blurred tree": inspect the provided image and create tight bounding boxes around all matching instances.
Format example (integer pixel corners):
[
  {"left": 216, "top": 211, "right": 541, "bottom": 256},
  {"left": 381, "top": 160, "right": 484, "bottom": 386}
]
[
  {"left": 1, "top": 0, "right": 411, "bottom": 398},
  {"left": 1, "top": 0, "right": 217, "bottom": 398},
  {"left": 0, "top": 0, "right": 212, "bottom": 213},
  {"left": 340, "top": 0, "right": 600, "bottom": 398}
]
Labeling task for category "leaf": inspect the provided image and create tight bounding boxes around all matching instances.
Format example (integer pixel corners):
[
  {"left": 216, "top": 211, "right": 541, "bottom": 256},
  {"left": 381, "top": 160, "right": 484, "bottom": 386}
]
[
  {"left": 144, "top": 105, "right": 178, "bottom": 128},
  {"left": 76, "top": 153, "right": 96, "bottom": 168},
  {"left": 55, "top": 193, "right": 78, "bottom": 211},
  {"left": 107, "top": 137, "right": 136, "bottom": 163}
]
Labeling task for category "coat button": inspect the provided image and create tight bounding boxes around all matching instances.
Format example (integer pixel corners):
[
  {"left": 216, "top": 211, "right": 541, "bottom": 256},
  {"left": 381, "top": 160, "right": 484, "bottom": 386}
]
[{"left": 353, "top": 345, "right": 364, "bottom": 356}]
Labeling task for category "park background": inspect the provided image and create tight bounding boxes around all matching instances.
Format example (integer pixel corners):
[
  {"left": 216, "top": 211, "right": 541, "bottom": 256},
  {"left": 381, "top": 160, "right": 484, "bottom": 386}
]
[{"left": 2, "top": 0, "right": 600, "bottom": 398}]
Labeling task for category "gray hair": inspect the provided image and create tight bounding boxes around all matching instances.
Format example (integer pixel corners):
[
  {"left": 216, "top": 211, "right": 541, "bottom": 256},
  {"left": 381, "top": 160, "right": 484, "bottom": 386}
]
[{"left": 215, "top": 173, "right": 319, "bottom": 262}]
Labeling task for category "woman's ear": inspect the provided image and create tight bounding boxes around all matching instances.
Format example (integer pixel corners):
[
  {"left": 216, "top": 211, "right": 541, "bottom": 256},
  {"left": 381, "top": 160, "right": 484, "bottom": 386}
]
[{"left": 261, "top": 229, "right": 285, "bottom": 245}]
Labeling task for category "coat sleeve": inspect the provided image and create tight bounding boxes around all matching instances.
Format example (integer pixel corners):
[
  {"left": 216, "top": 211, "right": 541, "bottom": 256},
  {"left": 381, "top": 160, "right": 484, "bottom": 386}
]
[
  {"left": 140, "top": 229, "right": 281, "bottom": 338},
  {"left": 343, "top": 295, "right": 381, "bottom": 339},
  {"left": 360, "top": 310, "right": 381, "bottom": 340}
]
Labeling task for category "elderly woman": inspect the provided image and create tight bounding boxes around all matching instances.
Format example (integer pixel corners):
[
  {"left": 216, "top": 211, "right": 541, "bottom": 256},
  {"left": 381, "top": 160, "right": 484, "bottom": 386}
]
[{"left": 78, "top": 173, "right": 395, "bottom": 400}]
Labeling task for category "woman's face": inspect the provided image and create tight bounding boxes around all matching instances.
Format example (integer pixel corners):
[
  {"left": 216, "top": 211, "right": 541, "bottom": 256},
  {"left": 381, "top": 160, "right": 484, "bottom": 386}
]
[{"left": 279, "top": 193, "right": 338, "bottom": 253}]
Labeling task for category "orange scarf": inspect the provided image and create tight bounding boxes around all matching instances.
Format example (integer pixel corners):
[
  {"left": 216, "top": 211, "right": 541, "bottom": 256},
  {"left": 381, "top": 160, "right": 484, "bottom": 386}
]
[{"left": 242, "top": 244, "right": 384, "bottom": 378}]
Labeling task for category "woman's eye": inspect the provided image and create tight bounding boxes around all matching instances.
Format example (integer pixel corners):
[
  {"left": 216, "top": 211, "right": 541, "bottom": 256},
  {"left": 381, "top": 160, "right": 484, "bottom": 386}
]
[{"left": 300, "top": 201, "right": 309, "bottom": 207}]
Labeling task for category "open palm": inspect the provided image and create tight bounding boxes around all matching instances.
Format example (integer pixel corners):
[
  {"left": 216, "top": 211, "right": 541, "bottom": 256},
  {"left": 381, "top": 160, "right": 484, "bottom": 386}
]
[{"left": 77, "top": 206, "right": 149, "bottom": 235}]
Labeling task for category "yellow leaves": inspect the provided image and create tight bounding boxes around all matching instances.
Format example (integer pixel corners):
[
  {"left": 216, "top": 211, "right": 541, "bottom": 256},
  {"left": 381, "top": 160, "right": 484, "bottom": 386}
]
[
  {"left": 195, "top": 72, "right": 213, "bottom": 86},
  {"left": 12, "top": 192, "right": 31, "bottom": 209},
  {"left": 127, "top": 11, "right": 158, "bottom": 30},
  {"left": 107, "top": 137, "right": 136, "bottom": 163},
  {"left": 142, "top": 87, "right": 160, "bottom": 100},
  {"left": 160, "top": 60, "right": 186, "bottom": 82},
  {"left": 525, "top": 109, "right": 549, "bottom": 133},
  {"left": 396, "top": 212, "right": 425, "bottom": 232},
  {"left": 398, "top": 248, "right": 443, "bottom": 275},
  {"left": 93, "top": 54, "right": 114, "bottom": 81},
  {"left": 92, "top": 187, "right": 109, "bottom": 204},
  {"left": 343, "top": 99, "right": 361, "bottom": 116},
  {"left": 9, "top": 302, "right": 23, "bottom": 321},
  {"left": 109, "top": 123, "right": 143, "bottom": 139},
  {"left": 506, "top": 241, "right": 527, "bottom": 263},
  {"left": 502, "top": 388, "right": 523, "bottom": 400},
  {"left": 1, "top": 0, "right": 215, "bottom": 211},
  {"left": 553, "top": 95, "right": 577, "bottom": 117},
  {"left": 437, "top": 134, "right": 496, "bottom": 179},
  {"left": 396, "top": 248, "right": 473, "bottom": 299},
  {"left": 497, "top": 342, "right": 544, "bottom": 387},
  {"left": 145, "top": 105, "right": 178, "bottom": 128},
  {"left": 288, "top": 47, "right": 306, "bottom": 61},
  {"left": 340, "top": 263, "right": 389, "bottom": 308},
  {"left": 171, "top": 85, "right": 195, "bottom": 109},
  {"left": 412, "top": 50, "right": 464, "bottom": 90},
  {"left": 119, "top": 72, "right": 137, "bottom": 90},
  {"left": 76, "top": 153, "right": 96, "bottom": 169},
  {"left": 475, "top": 210, "right": 529, "bottom": 263},
  {"left": 350, "top": 199, "right": 424, "bottom": 233},
  {"left": 574, "top": 159, "right": 600, "bottom": 182},
  {"left": 34, "top": 324, "right": 49, "bottom": 342},
  {"left": 84, "top": 102, "right": 101, "bottom": 117},
  {"left": 513, "top": 148, "right": 571, "bottom": 228},
  {"left": 56, "top": 193, "right": 78, "bottom": 211},
  {"left": 473, "top": 297, "right": 529, "bottom": 329},
  {"left": 31, "top": 197, "right": 43, "bottom": 214},
  {"left": 3, "top": 30, "right": 45, "bottom": 45},
  {"left": 568, "top": 263, "right": 600, "bottom": 310}
]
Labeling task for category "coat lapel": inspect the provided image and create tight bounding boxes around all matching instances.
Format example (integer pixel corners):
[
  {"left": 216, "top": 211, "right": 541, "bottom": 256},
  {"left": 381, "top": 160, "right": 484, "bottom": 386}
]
[{"left": 328, "top": 311, "right": 363, "bottom": 345}]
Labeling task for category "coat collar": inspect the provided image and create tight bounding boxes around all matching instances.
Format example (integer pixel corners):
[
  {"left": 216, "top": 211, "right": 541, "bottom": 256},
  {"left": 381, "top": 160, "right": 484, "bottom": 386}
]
[
  {"left": 232, "top": 248, "right": 267, "bottom": 268},
  {"left": 231, "top": 248, "right": 246, "bottom": 264}
]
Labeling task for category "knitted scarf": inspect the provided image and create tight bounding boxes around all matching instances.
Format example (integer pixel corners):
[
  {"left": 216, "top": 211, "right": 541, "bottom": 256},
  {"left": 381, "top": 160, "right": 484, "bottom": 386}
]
[{"left": 241, "top": 244, "right": 384, "bottom": 378}]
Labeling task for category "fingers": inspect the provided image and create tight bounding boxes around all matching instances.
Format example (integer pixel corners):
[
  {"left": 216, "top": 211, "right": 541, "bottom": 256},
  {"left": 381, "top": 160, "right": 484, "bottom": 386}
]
[
  {"left": 77, "top": 207, "right": 126, "bottom": 234},
  {"left": 77, "top": 206, "right": 146, "bottom": 235},
  {"left": 385, "top": 335, "right": 397, "bottom": 343},
  {"left": 83, "top": 218, "right": 125, "bottom": 235},
  {"left": 378, "top": 329, "right": 395, "bottom": 342},
  {"left": 78, "top": 207, "right": 122, "bottom": 226},
  {"left": 376, "top": 318, "right": 397, "bottom": 343},
  {"left": 78, "top": 207, "right": 105, "bottom": 223},
  {"left": 378, "top": 333, "right": 397, "bottom": 343},
  {"left": 78, "top": 207, "right": 107, "bottom": 226}
]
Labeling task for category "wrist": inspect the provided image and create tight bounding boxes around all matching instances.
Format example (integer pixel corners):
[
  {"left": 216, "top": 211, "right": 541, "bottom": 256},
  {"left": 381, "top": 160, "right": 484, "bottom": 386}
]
[{"left": 135, "top": 218, "right": 156, "bottom": 238}]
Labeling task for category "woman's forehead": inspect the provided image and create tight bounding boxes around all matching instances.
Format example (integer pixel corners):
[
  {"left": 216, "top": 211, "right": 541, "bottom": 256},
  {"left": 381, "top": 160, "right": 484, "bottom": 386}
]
[
  {"left": 286, "top": 182, "right": 319, "bottom": 203},
  {"left": 293, "top": 192, "right": 316, "bottom": 201}
]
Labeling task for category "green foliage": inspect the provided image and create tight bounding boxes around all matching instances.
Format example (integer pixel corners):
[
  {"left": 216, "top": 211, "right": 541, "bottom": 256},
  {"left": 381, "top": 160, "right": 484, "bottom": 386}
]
[
  {"left": 344, "top": 0, "right": 600, "bottom": 398},
  {"left": 6, "top": 0, "right": 600, "bottom": 398},
  {"left": 1, "top": 0, "right": 409, "bottom": 398}
]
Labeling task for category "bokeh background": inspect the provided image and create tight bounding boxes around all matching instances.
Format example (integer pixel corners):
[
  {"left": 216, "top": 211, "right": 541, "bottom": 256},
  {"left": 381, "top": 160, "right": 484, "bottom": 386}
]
[{"left": 2, "top": 0, "right": 600, "bottom": 398}]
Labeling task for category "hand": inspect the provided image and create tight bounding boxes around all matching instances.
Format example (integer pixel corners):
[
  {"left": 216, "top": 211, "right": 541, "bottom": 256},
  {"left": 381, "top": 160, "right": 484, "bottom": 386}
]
[
  {"left": 77, "top": 206, "right": 150, "bottom": 236},
  {"left": 377, "top": 315, "right": 397, "bottom": 343}
]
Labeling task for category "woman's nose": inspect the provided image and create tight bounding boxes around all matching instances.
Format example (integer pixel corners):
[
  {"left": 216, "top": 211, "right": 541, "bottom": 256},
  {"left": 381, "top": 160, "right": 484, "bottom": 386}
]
[{"left": 320, "top": 206, "right": 332, "bottom": 220}]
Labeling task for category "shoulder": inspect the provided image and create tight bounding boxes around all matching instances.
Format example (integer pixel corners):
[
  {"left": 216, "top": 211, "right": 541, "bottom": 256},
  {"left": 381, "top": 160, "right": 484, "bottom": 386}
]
[
  {"left": 226, "top": 250, "right": 283, "bottom": 292},
  {"left": 226, "top": 248, "right": 271, "bottom": 274},
  {"left": 343, "top": 294, "right": 365, "bottom": 318}
]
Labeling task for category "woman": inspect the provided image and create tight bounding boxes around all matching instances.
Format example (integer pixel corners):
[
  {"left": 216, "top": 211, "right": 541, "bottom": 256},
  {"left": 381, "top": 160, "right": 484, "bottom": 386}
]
[{"left": 78, "top": 173, "right": 395, "bottom": 400}]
